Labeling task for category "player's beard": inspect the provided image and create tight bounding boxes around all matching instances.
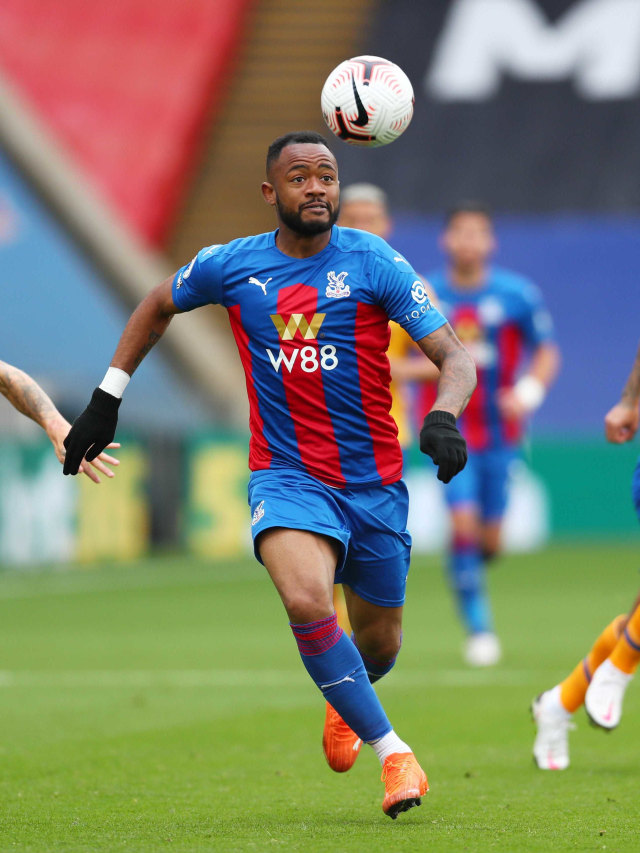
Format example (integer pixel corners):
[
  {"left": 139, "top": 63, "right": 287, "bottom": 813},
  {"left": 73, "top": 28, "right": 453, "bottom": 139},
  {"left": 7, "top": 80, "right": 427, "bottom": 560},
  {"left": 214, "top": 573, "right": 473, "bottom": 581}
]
[{"left": 276, "top": 197, "right": 339, "bottom": 236}]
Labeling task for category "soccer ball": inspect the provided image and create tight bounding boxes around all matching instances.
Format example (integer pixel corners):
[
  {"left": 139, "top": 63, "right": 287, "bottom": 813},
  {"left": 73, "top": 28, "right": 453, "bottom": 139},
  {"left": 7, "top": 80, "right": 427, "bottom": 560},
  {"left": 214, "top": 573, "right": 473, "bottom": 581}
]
[{"left": 321, "top": 55, "right": 414, "bottom": 147}]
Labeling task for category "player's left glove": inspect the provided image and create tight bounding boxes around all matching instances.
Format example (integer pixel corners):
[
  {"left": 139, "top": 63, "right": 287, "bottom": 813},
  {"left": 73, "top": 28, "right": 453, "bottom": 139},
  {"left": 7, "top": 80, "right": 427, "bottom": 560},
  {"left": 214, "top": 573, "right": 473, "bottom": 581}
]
[
  {"left": 62, "top": 387, "right": 121, "bottom": 475},
  {"left": 419, "top": 410, "right": 468, "bottom": 484}
]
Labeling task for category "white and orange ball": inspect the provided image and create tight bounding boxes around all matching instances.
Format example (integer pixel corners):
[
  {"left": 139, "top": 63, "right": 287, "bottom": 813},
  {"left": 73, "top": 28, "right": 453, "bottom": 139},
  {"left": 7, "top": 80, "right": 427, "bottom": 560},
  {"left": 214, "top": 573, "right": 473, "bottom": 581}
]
[{"left": 321, "top": 55, "right": 414, "bottom": 147}]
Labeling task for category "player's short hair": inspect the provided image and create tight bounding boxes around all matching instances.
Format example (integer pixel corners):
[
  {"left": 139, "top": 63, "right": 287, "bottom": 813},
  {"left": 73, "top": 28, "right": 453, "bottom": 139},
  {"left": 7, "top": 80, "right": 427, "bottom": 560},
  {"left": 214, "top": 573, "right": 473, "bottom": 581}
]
[
  {"left": 266, "top": 131, "right": 331, "bottom": 176},
  {"left": 340, "top": 183, "right": 389, "bottom": 208},
  {"left": 444, "top": 200, "right": 493, "bottom": 226}
]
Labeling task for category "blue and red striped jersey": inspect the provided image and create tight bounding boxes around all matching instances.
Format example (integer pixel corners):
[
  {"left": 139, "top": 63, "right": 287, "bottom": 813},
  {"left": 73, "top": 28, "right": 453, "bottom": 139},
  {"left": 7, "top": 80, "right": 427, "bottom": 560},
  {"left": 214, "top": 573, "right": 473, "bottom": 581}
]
[
  {"left": 417, "top": 267, "right": 554, "bottom": 451},
  {"left": 173, "top": 226, "right": 446, "bottom": 488}
]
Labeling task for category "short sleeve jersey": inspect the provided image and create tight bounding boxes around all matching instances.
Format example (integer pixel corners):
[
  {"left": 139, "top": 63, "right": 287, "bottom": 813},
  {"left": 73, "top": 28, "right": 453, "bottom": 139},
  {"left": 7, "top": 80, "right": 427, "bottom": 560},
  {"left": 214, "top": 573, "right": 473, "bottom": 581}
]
[
  {"left": 417, "top": 266, "right": 554, "bottom": 451},
  {"left": 173, "top": 226, "right": 446, "bottom": 488}
]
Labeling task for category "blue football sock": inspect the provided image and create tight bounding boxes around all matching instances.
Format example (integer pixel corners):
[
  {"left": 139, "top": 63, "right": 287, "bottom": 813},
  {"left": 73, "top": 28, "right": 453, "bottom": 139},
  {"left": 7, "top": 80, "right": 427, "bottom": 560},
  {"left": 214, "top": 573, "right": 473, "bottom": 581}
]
[
  {"left": 352, "top": 633, "right": 400, "bottom": 684},
  {"left": 448, "top": 537, "right": 493, "bottom": 635},
  {"left": 290, "top": 614, "right": 392, "bottom": 742}
]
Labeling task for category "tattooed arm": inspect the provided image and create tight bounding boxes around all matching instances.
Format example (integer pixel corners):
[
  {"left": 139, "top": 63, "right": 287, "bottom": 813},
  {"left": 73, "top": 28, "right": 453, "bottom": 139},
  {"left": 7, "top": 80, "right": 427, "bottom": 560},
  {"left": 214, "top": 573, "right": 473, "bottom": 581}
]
[
  {"left": 108, "top": 276, "right": 177, "bottom": 375},
  {"left": 0, "top": 360, "right": 119, "bottom": 483},
  {"left": 415, "top": 323, "right": 476, "bottom": 418},
  {"left": 0, "top": 360, "right": 60, "bottom": 428},
  {"left": 604, "top": 342, "right": 640, "bottom": 444}
]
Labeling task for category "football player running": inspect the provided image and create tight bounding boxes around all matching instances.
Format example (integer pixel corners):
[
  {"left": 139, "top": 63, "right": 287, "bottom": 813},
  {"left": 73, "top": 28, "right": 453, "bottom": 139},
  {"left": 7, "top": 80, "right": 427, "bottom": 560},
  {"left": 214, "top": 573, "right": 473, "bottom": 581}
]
[
  {"left": 63, "top": 132, "right": 476, "bottom": 818},
  {"left": 533, "top": 341, "right": 640, "bottom": 769},
  {"left": 414, "top": 203, "right": 559, "bottom": 666}
]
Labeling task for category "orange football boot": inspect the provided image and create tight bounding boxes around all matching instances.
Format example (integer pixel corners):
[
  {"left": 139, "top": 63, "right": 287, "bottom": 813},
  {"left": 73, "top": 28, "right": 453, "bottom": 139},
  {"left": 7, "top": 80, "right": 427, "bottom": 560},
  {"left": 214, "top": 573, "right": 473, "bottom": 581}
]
[
  {"left": 381, "top": 752, "right": 429, "bottom": 819},
  {"left": 322, "top": 702, "right": 362, "bottom": 772}
]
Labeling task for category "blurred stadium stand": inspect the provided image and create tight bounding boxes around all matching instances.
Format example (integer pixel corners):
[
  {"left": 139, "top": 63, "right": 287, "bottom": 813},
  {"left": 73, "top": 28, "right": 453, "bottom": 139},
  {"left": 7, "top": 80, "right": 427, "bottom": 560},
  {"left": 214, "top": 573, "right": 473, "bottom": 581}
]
[{"left": 1, "top": 0, "right": 639, "bottom": 566}]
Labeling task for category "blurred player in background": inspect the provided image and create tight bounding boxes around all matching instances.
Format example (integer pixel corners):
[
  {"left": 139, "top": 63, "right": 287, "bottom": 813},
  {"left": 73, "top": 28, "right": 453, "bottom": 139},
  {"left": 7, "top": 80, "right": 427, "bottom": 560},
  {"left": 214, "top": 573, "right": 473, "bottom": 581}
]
[
  {"left": 338, "top": 184, "right": 437, "bottom": 449},
  {"left": 533, "top": 342, "right": 640, "bottom": 770},
  {"left": 62, "top": 132, "right": 476, "bottom": 819},
  {"left": 0, "top": 359, "right": 118, "bottom": 483},
  {"left": 416, "top": 202, "right": 560, "bottom": 666},
  {"left": 337, "top": 184, "right": 422, "bottom": 632}
]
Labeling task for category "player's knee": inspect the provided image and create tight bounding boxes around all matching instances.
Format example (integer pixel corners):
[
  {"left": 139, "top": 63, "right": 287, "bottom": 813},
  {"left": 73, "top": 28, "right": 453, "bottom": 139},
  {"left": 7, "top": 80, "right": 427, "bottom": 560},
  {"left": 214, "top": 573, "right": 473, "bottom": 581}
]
[
  {"left": 282, "top": 590, "right": 334, "bottom": 625},
  {"left": 452, "top": 531, "right": 481, "bottom": 553},
  {"left": 451, "top": 510, "right": 481, "bottom": 544},
  {"left": 355, "top": 626, "right": 402, "bottom": 665}
]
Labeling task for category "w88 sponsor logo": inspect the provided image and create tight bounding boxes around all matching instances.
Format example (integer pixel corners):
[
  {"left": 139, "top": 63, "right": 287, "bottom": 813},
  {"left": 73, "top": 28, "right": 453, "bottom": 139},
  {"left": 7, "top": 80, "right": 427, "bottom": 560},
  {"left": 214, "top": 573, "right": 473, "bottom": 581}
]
[{"left": 266, "top": 345, "right": 339, "bottom": 373}]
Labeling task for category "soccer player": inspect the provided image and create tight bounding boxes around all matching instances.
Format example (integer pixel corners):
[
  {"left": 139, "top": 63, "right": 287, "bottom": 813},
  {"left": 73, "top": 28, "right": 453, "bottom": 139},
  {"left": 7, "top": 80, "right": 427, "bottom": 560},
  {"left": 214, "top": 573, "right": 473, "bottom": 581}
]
[
  {"left": 533, "top": 342, "right": 640, "bottom": 769},
  {"left": 0, "top": 359, "right": 118, "bottom": 483},
  {"left": 62, "top": 131, "right": 476, "bottom": 818},
  {"left": 336, "top": 183, "right": 421, "bottom": 633},
  {"left": 415, "top": 202, "right": 560, "bottom": 666},
  {"left": 338, "top": 183, "right": 435, "bottom": 450}
]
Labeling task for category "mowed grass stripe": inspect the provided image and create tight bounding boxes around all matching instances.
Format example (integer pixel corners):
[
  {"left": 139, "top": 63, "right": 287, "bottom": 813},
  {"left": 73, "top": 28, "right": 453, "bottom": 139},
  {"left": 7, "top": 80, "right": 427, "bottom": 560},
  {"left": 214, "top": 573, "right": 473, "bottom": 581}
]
[
  {"left": 0, "top": 668, "right": 549, "bottom": 688},
  {"left": 1, "top": 543, "right": 639, "bottom": 852}
]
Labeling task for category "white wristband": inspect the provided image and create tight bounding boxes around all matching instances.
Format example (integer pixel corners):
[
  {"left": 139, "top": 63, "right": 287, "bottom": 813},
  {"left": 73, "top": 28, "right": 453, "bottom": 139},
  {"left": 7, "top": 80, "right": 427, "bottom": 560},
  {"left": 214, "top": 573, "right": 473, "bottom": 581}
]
[
  {"left": 513, "top": 375, "right": 546, "bottom": 412},
  {"left": 99, "top": 367, "right": 130, "bottom": 399}
]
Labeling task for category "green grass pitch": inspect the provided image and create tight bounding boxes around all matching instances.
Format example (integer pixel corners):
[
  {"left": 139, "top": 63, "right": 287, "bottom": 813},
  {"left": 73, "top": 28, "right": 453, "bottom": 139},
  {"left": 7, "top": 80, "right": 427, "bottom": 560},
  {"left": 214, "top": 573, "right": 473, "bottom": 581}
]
[{"left": 1, "top": 543, "right": 639, "bottom": 852}]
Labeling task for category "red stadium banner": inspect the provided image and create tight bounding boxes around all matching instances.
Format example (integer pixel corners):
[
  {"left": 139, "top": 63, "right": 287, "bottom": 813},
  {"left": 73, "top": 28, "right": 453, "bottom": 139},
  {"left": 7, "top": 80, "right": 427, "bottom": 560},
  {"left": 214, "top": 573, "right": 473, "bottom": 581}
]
[{"left": 0, "top": 0, "right": 254, "bottom": 246}]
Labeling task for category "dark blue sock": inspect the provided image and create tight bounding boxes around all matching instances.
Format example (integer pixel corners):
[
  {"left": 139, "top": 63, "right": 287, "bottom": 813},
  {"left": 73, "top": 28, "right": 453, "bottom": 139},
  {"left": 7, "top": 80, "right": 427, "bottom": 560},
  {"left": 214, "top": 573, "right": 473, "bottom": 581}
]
[
  {"left": 290, "top": 614, "right": 392, "bottom": 742},
  {"left": 352, "top": 633, "right": 401, "bottom": 684},
  {"left": 449, "top": 536, "right": 492, "bottom": 634}
]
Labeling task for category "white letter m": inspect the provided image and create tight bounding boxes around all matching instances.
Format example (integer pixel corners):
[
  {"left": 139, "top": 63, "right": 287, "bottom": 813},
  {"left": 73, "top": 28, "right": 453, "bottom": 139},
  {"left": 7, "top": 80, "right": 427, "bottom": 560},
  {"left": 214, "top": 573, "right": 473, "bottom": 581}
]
[{"left": 426, "top": 0, "right": 640, "bottom": 100}]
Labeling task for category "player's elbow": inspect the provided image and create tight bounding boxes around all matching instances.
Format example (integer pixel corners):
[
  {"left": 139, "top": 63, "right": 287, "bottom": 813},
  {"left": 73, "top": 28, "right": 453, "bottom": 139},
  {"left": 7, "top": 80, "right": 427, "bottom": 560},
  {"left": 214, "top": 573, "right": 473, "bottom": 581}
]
[{"left": 136, "top": 278, "right": 178, "bottom": 324}]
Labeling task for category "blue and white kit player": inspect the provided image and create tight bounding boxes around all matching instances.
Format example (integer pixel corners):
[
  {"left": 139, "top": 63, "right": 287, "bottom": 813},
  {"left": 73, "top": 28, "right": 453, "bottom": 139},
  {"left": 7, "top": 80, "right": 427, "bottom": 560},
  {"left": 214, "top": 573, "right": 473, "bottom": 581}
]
[{"left": 63, "top": 131, "right": 476, "bottom": 818}]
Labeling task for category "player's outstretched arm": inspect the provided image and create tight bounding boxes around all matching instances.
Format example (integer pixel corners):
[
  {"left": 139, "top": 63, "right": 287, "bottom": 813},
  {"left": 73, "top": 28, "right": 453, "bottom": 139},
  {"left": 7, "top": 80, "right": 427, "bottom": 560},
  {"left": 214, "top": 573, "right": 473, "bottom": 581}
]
[
  {"left": 0, "top": 359, "right": 119, "bottom": 483},
  {"left": 414, "top": 323, "right": 476, "bottom": 483},
  {"left": 63, "top": 276, "right": 178, "bottom": 475},
  {"left": 416, "top": 323, "right": 476, "bottom": 418},
  {"left": 497, "top": 341, "right": 560, "bottom": 420},
  {"left": 605, "top": 341, "right": 640, "bottom": 444}
]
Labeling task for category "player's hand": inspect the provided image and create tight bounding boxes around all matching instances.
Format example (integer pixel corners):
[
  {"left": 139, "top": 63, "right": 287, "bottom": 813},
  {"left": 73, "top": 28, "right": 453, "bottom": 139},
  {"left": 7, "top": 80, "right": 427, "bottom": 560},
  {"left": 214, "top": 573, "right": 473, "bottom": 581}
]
[
  {"left": 62, "top": 388, "right": 121, "bottom": 475},
  {"left": 604, "top": 401, "right": 640, "bottom": 444},
  {"left": 46, "top": 411, "right": 120, "bottom": 483},
  {"left": 496, "top": 387, "right": 528, "bottom": 421},
  {"left": 419, "top": 410, "right": 468, "bottom": 483}
]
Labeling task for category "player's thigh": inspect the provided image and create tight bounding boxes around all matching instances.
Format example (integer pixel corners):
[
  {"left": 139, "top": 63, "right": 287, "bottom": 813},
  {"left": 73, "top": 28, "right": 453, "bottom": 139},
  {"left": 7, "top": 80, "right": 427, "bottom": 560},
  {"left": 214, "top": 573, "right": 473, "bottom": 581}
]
[
  {"left": 249, "top": 468, "right": 349, "bottom": 622},
  {"left": 444, "top": 451, "right": 481, "bottom": 530},
  {"left": 477, "top": 447, "right": 517, "bottom": 522},
  {"left": 444, "top": 456, "right": 482, "bottom": 540},
  {"left": 337, "top": 481, "right": 411, "bottom": 609},
  {"left": 343, "top": 585, "right": 403, "bottom": 661},
  {"left": 258, "top": 527, "right": 339, "bottom": 622}
]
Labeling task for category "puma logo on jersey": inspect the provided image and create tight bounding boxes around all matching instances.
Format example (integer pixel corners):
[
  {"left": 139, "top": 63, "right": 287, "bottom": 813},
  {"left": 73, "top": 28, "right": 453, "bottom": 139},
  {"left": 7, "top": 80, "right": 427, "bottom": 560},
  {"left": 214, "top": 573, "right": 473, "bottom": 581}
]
[{"left": 249, "top": 276, "right": 272, "bottom": 295}]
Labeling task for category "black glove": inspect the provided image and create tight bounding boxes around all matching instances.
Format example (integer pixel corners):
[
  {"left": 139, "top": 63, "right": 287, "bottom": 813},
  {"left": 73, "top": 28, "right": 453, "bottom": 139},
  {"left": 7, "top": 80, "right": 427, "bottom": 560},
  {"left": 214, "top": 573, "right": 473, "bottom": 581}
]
[
  {"left": 419, "top": 410, "right": 468, "bottom": 484},
  {"left": 63, "top": 387, "right": 121, "bottom": 475}
]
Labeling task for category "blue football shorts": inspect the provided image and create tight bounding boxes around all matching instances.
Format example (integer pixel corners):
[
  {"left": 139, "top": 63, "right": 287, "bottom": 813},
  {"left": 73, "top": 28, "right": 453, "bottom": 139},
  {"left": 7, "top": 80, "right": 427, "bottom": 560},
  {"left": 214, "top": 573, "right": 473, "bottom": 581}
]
[
  {"left": 441, "top": 445, "right": 518, "bottom": 522},
  {"left": 247, "top": 467, "right": 412, "bottom": 607}
]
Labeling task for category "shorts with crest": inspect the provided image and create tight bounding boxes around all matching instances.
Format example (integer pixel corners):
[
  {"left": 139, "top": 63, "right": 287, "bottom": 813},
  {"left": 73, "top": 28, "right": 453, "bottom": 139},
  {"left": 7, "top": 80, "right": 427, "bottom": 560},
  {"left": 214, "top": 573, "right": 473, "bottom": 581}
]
[{"left": 248, "top": 467, "right": 411, "bottom": 607}]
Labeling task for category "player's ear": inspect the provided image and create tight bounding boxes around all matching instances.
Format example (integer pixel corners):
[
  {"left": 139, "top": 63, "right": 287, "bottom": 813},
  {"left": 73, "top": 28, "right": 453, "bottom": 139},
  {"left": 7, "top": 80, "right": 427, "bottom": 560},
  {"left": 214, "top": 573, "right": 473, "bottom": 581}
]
[{"left": 261, "top": 181, "right": 276, "bottom": 207}]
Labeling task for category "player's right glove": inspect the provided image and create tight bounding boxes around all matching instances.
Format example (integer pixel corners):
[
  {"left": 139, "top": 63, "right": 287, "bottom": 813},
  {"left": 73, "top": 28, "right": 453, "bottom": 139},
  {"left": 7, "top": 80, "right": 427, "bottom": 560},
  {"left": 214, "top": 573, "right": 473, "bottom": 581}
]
[
  {"left": 62, "top": 387, "right": 121, "bottom": 475},
  {"left": 419, "top": 410, "right": 468, "bottom": 484}
]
